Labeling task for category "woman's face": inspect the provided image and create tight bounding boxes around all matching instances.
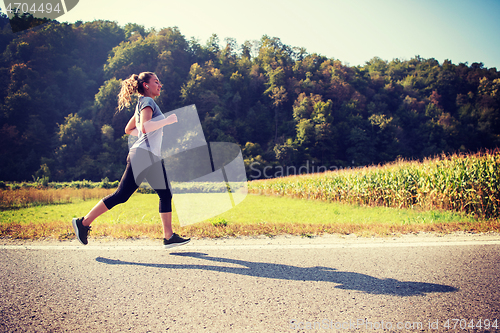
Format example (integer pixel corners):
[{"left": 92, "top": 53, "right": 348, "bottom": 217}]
[{"left": 145, "top": 75, "right": 162, "bottom": 97}]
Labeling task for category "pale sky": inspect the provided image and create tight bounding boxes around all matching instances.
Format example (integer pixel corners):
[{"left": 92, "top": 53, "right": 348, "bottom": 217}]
[{"left": 14, "top": 0, "right": 500, "bottom": 68}]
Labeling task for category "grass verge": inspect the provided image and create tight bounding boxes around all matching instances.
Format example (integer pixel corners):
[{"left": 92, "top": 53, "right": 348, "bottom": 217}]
[{"left": 1, "top": 193, "right": 499, "bottom": 240}]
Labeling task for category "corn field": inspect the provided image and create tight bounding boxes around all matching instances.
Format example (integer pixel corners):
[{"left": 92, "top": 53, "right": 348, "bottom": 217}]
[{"left": 248, "top": 150, "right": 500, "bottom": 219}]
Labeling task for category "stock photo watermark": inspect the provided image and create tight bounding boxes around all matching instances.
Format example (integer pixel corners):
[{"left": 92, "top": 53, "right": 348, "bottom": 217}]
[
  {"left": 249, "top": 160, "right": 362, "bottom": 180},
  {"left": 1, "top": 0, "right": 79, "bottom": 32},
  {"left": 289, "top": 318, "right": 499, "bottom": 331}
]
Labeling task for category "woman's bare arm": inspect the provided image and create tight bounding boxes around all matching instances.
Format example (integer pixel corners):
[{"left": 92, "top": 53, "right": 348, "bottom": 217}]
[
  {"left": 125, "top": 115, "right": 139, "bottom": 136},
  {"left": 139, "top": 106, "right": 178, "bottom": 133}
]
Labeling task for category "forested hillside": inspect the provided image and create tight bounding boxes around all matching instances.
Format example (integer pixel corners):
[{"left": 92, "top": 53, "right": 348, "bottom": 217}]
[{"left": 1, "top": 13, "right": 499, "bottom": 182}]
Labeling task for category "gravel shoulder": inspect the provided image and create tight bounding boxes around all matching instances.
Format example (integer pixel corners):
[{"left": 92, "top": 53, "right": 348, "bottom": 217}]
[{"left": 2, "top": 231, "right": 500, "bottom": 248}]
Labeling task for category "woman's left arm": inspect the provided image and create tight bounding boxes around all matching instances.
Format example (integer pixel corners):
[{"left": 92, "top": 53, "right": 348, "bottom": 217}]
[{"left": 140, "top": 106, "right": 178, "bottom": 133}]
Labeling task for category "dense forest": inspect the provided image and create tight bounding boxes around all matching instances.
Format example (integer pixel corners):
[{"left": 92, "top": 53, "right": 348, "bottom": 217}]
[{"left": 0, "top": 13, "right": 499, "bottom": 182}]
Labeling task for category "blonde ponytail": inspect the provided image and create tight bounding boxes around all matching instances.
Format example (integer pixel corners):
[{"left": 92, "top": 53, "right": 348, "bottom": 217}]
[{"left": 117, "top": 72, "right": 156, "bottom": 111}]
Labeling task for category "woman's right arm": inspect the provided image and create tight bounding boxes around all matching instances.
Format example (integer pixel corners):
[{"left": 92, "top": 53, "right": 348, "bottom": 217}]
[{"left": 125, "top": 115, "right": 139, "bottom": 136}]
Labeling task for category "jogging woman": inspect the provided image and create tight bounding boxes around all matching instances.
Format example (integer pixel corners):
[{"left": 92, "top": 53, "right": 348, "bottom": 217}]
[{"left": 72, "top": 72, "right": 190, "bottom": 249}]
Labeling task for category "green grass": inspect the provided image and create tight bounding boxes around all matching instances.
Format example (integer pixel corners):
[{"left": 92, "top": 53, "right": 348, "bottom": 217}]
[
  {"left": 216, "top": 194, "right": 472, "bottom": 226},
  {"left": 1, "top": 195, "right": 160, "bottom": 225},
  {"left": 0, "top": 193, "right": 473, "bottom": 226},
  {"left": 2, "top": 192, "right": 497, "bottom": 240}
]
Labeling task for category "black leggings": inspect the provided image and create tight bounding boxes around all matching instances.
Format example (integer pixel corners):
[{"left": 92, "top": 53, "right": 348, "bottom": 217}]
[{"left": 103, "top": 149, "right": 172, "bottom": 213}]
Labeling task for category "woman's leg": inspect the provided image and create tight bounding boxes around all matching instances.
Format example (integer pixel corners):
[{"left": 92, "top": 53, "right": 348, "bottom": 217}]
[
  {"left": 82, "top": 200, "right": 109, "bottom": 227},
  {"left": 155, "top": 184, "right": 189, "bottom": 247},
  {"left": 144, "top": 158, "right": 179, "bottom": 241},
  {"left": 84, "top": 156, "right": 139, "bottom": 226},
  {"left": 160, "top": 212, "right": 173, "bottom": 239}
]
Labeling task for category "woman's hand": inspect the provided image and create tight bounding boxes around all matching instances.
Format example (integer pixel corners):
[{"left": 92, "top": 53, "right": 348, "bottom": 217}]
[
  {"left": 165, "top": 114, "right": 178, "bottom": 125},
  {"left": 141, "top": 112, "right": 178, "bottom": 133}
]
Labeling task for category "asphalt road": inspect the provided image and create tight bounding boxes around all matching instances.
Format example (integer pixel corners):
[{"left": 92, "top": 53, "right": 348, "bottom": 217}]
[{"left": 1, "top": 234, "right": 499, "bottom": 332}]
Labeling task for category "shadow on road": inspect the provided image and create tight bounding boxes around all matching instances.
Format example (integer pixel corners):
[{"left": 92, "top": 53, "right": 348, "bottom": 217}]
[{"left": 96, "top": 252, "right": 458, "bottom": 297}]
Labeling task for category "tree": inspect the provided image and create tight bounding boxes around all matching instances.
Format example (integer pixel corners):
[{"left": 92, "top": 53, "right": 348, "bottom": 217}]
[
  {"left": 91, "top": 78, "right": 126, "bottom": 134},
  {"left": 8, "top": 12, "right": 52, "bottom": 33},
  {"left": 1, "top": 18, "right": 500, "bottom": 182},
  {"left": 54, "top": 113, "right": 97, "bottom": 180},
  {"left": 269, "top": 85, "right": 288, "bottom": 142}
]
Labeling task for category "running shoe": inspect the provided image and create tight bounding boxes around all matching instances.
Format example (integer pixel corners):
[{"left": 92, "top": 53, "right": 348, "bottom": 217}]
[
  {"left": 163, "top": 233, "right": 190, "bottom": 249},
  {"left": 72, "top": 217, "right": 91, "bottom": 245}
]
